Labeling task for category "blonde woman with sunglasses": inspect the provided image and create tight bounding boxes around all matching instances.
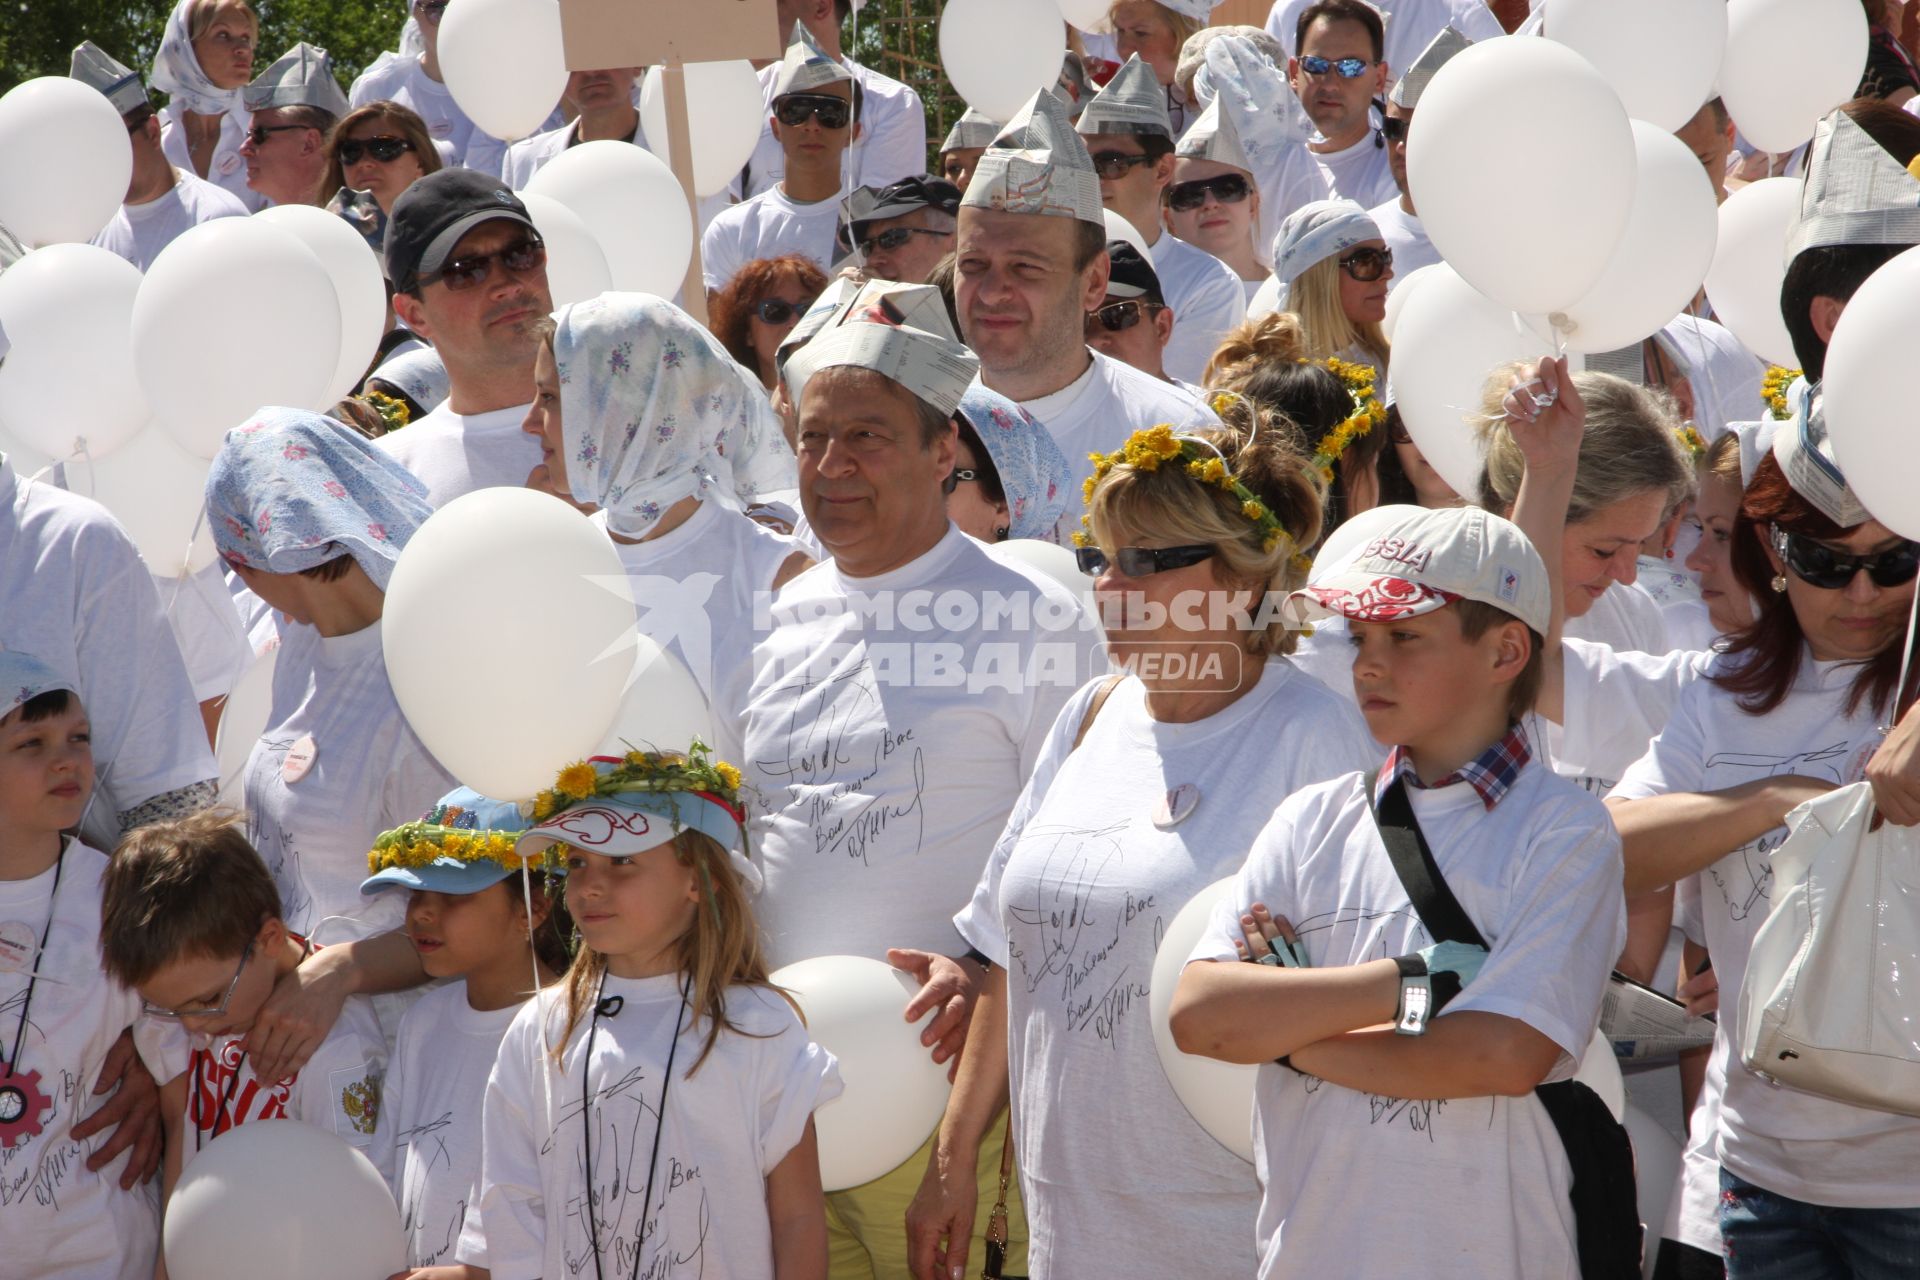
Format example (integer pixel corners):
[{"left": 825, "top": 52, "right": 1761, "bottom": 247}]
[{"left": 1267, "top": 198, "right": 1393, "bottom": 381}]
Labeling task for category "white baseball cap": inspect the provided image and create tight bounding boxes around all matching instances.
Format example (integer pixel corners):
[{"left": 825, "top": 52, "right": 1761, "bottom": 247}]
[{"left": 1292, "top": 506, "right": 1550, "bottom": 635}]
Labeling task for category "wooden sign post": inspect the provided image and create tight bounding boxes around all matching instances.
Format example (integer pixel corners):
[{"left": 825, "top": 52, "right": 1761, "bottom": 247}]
[{"left": 556, "top": 0, "right": 780, "bottom": 323}]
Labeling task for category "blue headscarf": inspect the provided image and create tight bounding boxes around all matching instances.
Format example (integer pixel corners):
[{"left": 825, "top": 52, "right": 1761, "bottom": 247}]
[
  {"left": 956, "top": 385, "right": 1072, "bottom": 543},
  {"left": 206, "top": 407, "right": 432, "bottom": 590}
]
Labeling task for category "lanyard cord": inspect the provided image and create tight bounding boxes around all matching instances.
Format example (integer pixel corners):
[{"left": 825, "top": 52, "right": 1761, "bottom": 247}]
[{"left": 3, "top": 840, "right": 67, "bottom": 1073}]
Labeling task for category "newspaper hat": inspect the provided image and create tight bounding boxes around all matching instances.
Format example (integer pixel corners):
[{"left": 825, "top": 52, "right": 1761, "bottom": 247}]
[
  {"left": 776, "top": 275, "right": 863, "bottom": 371},
  {"left": 1105, "top": 239, "right": 1167, "bottom": 305},
  {"left": 785, "top": 316, "right": 979, "bottom": 418},
  {"left": 771, "top": 23, "right": 851, "bottom": 98},
  {"left": 942, "top": 108, "right": 1002, "bottom": 153},
  {"left": 1772, "top": 386, "right": 1870, "bottom": 527},
  {"left": 362, "top": 786, "right": 543, "bottom": 897},
  {"left": 244, "top": 42, "right": 351, "bottom": 118},
  {"left": 0, "top": 649, "right": 77, "bottom": 719},
  {"left": 1175, "top": 97, "right": 1255, "bottom": 176},
  {"left": 1293, "top": 505, "right": 1551, "bottom": 635},
  {"left": 962, "top": 90, "right": 1106, "bottom": 226},
  {"left": 1272, "top": 198, "right": 1380, "bottom": 285},
  {"left": 1075, "top": 54, "right": 1172, "bottom": 140},
  {"left": 1785, "top": 109, "right": 1920, "bottom": 259},
  {"left": 69, "top": 41, "right": 147, "bottom": 117},
  {"left": 1389, "top": 27, "right": 1471, "bottom": 111}
]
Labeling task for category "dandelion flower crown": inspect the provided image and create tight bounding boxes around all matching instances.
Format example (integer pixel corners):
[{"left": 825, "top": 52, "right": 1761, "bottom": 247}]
[
  {"left": 1305, "top": 357, "right": 1388, "bottom": 483},
  {"left": 367, "top": 801, "right": 550, "bottom": 876},
  {"left": 531, "top": 739, "right": 744, "bottom": 826},
  {"left": 1674, "top": 424, "right": 1707, "bottom": 462},
  {"left": 1762, "top": 365, "right": 1802, "bottom": 422}
]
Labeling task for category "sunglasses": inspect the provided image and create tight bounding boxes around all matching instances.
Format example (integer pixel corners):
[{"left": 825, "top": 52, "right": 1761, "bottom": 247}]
[
  {"left": 1075, "top": 544, "right": 1215, "bottom": 578},
  {"left": 247, "top": 123, "right": 309, "bottom": 147},
  {"left": 420, "top": 236, "right": 547, "bottom": 292},
  {"left": 1167, "top": 173, "right": 1252, "bottom": 211},
  {"left": 1090, "top": 150, "right": 1155, "bottom": 180},
  {"left": 1086, "top": 299, "right": 1163, "bottom": 334},
  {"left": 1299, "top": 54, "right": 1373, "bottom": 79},
  {"left": 143, "top": 940, "right": 255, "bottom": 1021},
  {"left": 858, "top": 226, "right": 951, "bottom": 255},
  {"left": 1379, "top": 116, "right": 1409, "bottom": 144},
  {"left": 774, "top": 94, "right": 852, "bottom": 130},
  {"left": 338, "top": 135, "right": 415, "bottom": 166},
  {"left": 1771, "top": 525, "right": 1920, "bottom": 590},
  {"left": 1338, "top": 246, "right": 1393, "bottom": 281},
  {"left": 754, "top": 297, "right": 808, "bottom": 324}
]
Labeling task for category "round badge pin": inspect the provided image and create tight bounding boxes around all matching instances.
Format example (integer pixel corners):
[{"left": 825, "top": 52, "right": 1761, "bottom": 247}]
[
  {"left": 0, "top": 921, "right": 35, "bottom": 975},
  {"left": 282, "top": 734, "right": 318, "bottom": 784},
  {"left": 1153, "top": 783, "right": 1201, "bottom": 830}
]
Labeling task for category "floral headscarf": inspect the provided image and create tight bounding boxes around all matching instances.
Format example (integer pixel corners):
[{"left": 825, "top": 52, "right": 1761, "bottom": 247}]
[
  {"left": 151, "top": 0, "right": 248, "bottom": 117},
  {"left": 206, "top": 407, "right": 432, "bottom": 590},
  {"left": 956, "top": 385, "right": 1072, "bottom": 543},
  {"left": 552, "top": 292, "right": 797, "bottom": 540}
]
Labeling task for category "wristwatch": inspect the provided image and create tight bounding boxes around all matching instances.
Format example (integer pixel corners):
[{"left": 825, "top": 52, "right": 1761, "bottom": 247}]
[{"left": 1392, "top": 954, "right": 1432, "bottom": 1037}]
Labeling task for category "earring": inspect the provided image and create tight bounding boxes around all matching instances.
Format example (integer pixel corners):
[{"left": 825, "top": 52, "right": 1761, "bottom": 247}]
[
  {"left": 1771, "top": 574, "right": 1789, "bottom": 594},
  {"left": 994, "top": 525, "right": 1010, "bottom": 541}
]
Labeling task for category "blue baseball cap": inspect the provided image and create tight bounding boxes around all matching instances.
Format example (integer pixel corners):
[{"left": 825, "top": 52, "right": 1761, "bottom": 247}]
[
  {"left": 1, "top": 650, "right": 77, "bottom": 718},
  {"left": 362, "top": 787, "right": 553, "bottom": 897}
]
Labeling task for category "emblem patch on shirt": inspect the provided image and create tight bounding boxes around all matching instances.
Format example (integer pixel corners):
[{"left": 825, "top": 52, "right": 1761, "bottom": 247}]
[{"left": 333, "top": 1065, "right": 382, "bottom": 1142}]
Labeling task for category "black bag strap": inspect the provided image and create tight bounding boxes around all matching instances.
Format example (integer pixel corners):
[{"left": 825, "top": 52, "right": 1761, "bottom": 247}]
[{"left": 1371, "top": 774, "right": 1486, "bottom": 949}]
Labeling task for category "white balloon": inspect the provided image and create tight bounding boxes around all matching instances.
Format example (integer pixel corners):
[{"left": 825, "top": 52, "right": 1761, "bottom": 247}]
[
  {"left": 517, "top": 191, "right": 614, "bottom": 308},
  {"left": 593, "top": 634, "right": 716, "bottom": 758},
  {"left": 1381, "top": 263, "right": 1445, "bottom": 342},
  {"left": 1149, "top": 877, "right": 1257, "bottom": 1162},
  {"left": 84, "top": 426, "right": 216, "bottom": 576},
  {"left": 1390, "top": 265, "right": 1576, "bottom": 498},
  {"left": 1102, "top": 208, "right": 1151, "bottom": 263},
  {"left": 1542, "top": 0, "right": 1727, "bottom": 132},
  {"left": 384, "top": 488, "right": 636, "bottom": 800},
  {"left": 525, "top": 140, "right": 693, "bottom": 298},
  {"left": 1572, "top": 1028, "right": 1624, "bottom": 1122},
  {"left": 1820, "top": 244, "right": 1920, "bottom": 540},
  {"left": 1550, "top": 121, "right": 1719, "bottom": 354},
  {"left": 1054, "top": 0, "right": 1112, "bottom": 30},
  {"left": 1701, "top": 177, "right": 1801, "bottom": 369},
  {"left": 164, "top": 1120, "right": 404, "bottom": 1280},
  {"left": 132, "top": 218, "right": 342, "bottom": 459},
  {"left": 437, "top": 0, "right": 567, "bottom": 141},
  {"left": 0, "top": 427, "right": 55, "bottom": 478},
  {"left": 1407, "top": 36, "right": 1635, "bottom": 315},
  {"left": 1624, "top": 1102, "right": 1684, "bottom": 1269},
  {"left": 638, "top": 61, "right": 766, "bottom": 198},
  {"left": 255, "top": 204, "right": 387, "bottom": 405},
  {"left": 771, "top": 956, "right": 951, "bottom": 1191},
  {"left": 940, "top": 0, "right": 1068, "bottom": 122},
  {"left": 0, "top": 244, "right": 147, "bottom": 459},
  {"left": 0, "top": 78, "right": 133, "bottom": 247},
  {"left": 1721, "top": 0, "right": 1868, "bottom": 153},
  {"left": 215, "top": 641, "right": 276, "bottom": 806}
]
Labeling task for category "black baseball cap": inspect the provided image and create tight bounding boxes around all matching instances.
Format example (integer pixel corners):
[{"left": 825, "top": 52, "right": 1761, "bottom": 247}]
[
  {"left": 1104, "top": 240, "right": 1166, "bottom": 307},
  {"left": 384, "top": 168, "right": 539, "bottom": 291},
  {"left": 843, "top": 174, "right": 962, "bottom": 247}
]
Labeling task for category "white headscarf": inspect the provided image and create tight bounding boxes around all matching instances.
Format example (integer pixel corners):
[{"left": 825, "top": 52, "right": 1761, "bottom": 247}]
[
  {"left": 150, "top": 0, "right": 247, "bottom": 117},
  {"left": 1271, "top": 199, "right": 1380, "bottom": 286},
  {"left": 553, "top": 293, "right": 796, "bottom": 541}
]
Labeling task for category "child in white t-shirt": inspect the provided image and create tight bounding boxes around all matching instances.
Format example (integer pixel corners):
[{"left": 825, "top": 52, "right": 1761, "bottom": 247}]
[
  {"left": 1171, "top": 502, "right": 1626, "bottom": 1279},
  {"left": 360, "top": 786, "right": 569, "bottom": 1275},
  {"left": 459, "top": 747, "right": 843, "bottom": 1278},
  {"left": 0, "top": 653, "right": 190, "bottom": 1280}
]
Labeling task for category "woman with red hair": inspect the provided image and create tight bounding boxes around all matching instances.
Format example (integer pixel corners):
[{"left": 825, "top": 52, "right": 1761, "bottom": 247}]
[{"left": 709, "top": 255, "right": 828, "bottom": 392}]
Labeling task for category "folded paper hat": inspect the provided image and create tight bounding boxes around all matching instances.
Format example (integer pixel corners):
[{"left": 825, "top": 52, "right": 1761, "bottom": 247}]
[
  {"left": 1075, "top": 54, "right": 1171, "bottom": 140},
  {"left": 362, "top": 786, "right": 543, "bottom": 897},
  {"left": 244, "top": 42, "right": 351, "bottom": 118},
  {"left": 1773, "top": 386, "right": 1869, "bottom": 527},
  {"left": 942, "top": 107, "right": 1003, "bottom": 153},
  {"left": 771, "top": 23, "right": 851, "bottom": 98},
  {"left": 1176, "top": 95, "right": 1254, "bottom": 177},
  {"left": 1294, "top": 505, "right": 1551, "bottom": 636},
  {"left": 962, "top": 90, "right": 1106, "bottom": 226},
  {"left": 69, "top": 41, "right": 147, "bottom": 117},
  {"left": 1389, "top": 26, "right": 1471, "bottom": 111},
  {"left": 785, "top": 319, "right": 979, "bottom": 419},
  {"left": 1785, "top": 108, "right": 1920, "bottom": 259},
  {"left": 777, "top": 275, "right": 863, "bottom": 368}
]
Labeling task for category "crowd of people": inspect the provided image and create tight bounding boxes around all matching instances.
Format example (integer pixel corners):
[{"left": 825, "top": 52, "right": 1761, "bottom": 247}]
[{"left": 8, "top": 0, "right": 1920, "bottom": 1278}]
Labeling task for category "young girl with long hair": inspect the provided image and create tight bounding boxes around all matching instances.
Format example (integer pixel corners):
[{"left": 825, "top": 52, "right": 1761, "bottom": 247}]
[{"left": 462, "top": 746, "right": 840, "bottom": 1279}]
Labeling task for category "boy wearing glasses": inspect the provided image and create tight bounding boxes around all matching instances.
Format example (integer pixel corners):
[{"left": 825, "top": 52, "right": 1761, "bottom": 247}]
[
  {"left": 702, "top": 27, "right": 862, "bottom": 296},
  {"left": 100, "top": 811, "right": 387, "bottom": 1191},
  {"left": 1368, "top": 27, "right": 1471, "bottom": 291},
  {"left": 1286, "top": 0, "right": 1400, "bottom": 210}
]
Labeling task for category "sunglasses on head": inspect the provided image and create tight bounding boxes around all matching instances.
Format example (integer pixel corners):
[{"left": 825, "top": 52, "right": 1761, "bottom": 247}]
[
  {"left": 1338, "top": 246, "right": 1393, "bottom": 281},
  {"left": 1299, "top": 54, "right": 1372, "bottom": 78},
  {"left": 1090, "top": 150, "right": 1154, "bottom": 181},
  {"left": 774, "top": 94, "right": 852, "bottom": 129},
  {"left": 1379, "top": 116, "right": 1409, "bottom": 143},
  {"left": 754, "top": 297, "right": 807, "bottom": 325},
  {"left": 338, "top": 135, "right": 414, "bottom": 166},
  {"left": 1075, "top": 544, "right": 1215, "bottom": 578},
  {"left": 1771, "top": 525, "right": 1920, "bottom": 590},
  {"left": 1086, "top": 299, "right": 1163, "bottom": 334},
  {"left": 247, "top": 123, "right": 309, "bottom": 147},
  {"left": 858, "top": 226, "right": 950, "bottom": 255},
  {"left": 1167, "top": 173, "right": 1252, "bottom": 211},
  {"left": 420, "top": 235, "right": 547, "bottom": 292}
]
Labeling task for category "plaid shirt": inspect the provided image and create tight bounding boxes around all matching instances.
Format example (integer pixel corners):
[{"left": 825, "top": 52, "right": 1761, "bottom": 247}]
[{"left": 1376, "top": 722, "right": 1533, "bottom": 812}]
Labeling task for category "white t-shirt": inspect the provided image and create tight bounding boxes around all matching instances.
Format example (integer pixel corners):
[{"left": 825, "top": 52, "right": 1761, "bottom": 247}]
[
  {"left": 1369, "top": 198, "right": 1441, "bottom": 289},
  {"left": 460, "top": 974, "right": 842, "bottom": 1278},
  {"left": 1190, "top": 758, "right": 1626, "bottom": 1278},
  {"left": 348, "top": 54, "right": 555, "bottom": 177},
  {"left": 1149, "top": 229, "right": 1251, "bottom": 385},
  {"left": 242, "top": 620, "right": 456, "bottom": 938},
  {"left": 1016, "top": 351, "right": 1217, "bottom": 503},
  {"left": 0, "top": 456, "right": 216, "bottom": 850},
  {"left": 383, "top": 982, "right": 523, "bottom": 1269},
  {"left": 742, "top": 524, "right": 1106, "bottom": 966},
  {"left": 611, "top": 500, "right": 801, "bottom": 768},
  {"left": 954, "top": 663, "right": 1377, "bottom": 1279},
  {"left": 89, "top": 169, "right": 249, "bottom": 273},
  {"left": 152, "top": 562, "right": 252, "bottom": 702},
  {"left": 1265, "top": 0, "right": 1506, "bottom": 81},
  {"left": 1565, "top": 579, "right": 1670, "bottom": 654},
  {"left": 742, "top": 56, "right": 928, "bottom": 199},
  {"left": 1611, "top": 654, "right": 1920, "bottom": 1208},
  {"left": 179, "top": 991, "right": 387, "bottom": 1174},
  {"left": 700, "top": 185, "right": 845, "bottom": 293},
  {"left": 374, "top": 401, "right": 539, "bottom": 508},
  {"left": 1546, "top": 637, "right": 1711, "bottom": 797},
  {"left": 0, "top": 842, "right": 190, "bottom": 1280},
  {"left": 157, "top": 104, "right": 264, "bottom": 212},
  {"left": 1248, "top": 144, "right": 1334, "bottom": 263},
  {"left": 1305, "top": 133, "right": 1399, "bottom": 211}
]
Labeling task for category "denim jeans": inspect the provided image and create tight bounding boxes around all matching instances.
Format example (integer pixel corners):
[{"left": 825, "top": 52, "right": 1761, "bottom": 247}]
[{"left": 1720, "top": 1169, "right": 1920, "bottom": 1279}]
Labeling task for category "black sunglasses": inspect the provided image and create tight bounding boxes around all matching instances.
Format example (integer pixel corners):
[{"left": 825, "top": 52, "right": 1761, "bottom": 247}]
[
  {"left": 1167, "top": 173, "right": 1252, "bottom": 211},
  {"left": 1338, "top": 246, "right": 1393, "bottom": 282},
  {"left": 774, "top": 94, "right": 852, "bottom": 130},
  {"left": 420, "top": 236, "right": 547, "bottom": 292},
  {"left": 1379, "top": 117, "right": 1409, "bottom": 144},
  {"left": 1090, "top": 150, "right": 1154, "bottom": 180},
  {"left": 754, "top": 297, "right": 807, "bottom": 324},
  {"left": 1085, "top": 299, "right": 1163, "bottom": 334},
  {"left": 858, "top": 226, "right": 951, "bottom": 255},
  {"left": 1771, "top": 525, "right": 1920, "bottom": 590},
  {"left": 247, "top": 123, "right": 310, "bottom": 147},
  {"left": 1075, "top": 544, "right": 1215, "bottom": 578},
  {"left": 338, "top": 135, "right": 414, "bottom": 166}
]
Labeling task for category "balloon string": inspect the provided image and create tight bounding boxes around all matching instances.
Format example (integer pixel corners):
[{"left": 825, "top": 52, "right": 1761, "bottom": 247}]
[{"left": 1884, "top": 585, "right": 1920, "bottom": 737}]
